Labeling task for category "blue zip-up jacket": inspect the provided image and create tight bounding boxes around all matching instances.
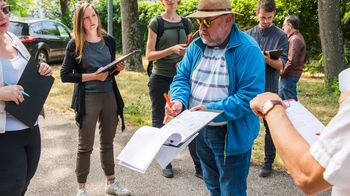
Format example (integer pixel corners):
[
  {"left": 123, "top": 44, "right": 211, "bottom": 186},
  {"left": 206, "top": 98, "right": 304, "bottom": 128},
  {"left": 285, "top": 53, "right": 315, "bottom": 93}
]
[{"left": 170, "top": 24, "right": 265, "bottom": 156}]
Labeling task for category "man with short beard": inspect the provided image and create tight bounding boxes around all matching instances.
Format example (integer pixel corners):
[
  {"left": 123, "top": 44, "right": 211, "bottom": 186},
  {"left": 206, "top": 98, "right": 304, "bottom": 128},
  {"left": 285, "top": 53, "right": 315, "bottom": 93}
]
[
  {"left": 247, "top": 0, "right": 288, "bottom": 178},
  {"left": 165, "top": 0, "right": 265, "bottom": 194}
]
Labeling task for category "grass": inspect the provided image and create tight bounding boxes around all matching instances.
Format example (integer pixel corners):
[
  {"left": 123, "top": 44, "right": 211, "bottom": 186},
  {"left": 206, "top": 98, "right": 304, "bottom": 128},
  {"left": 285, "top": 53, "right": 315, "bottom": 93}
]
[{"left": 47, "top": 65, "right": 338, "bottom": 171}]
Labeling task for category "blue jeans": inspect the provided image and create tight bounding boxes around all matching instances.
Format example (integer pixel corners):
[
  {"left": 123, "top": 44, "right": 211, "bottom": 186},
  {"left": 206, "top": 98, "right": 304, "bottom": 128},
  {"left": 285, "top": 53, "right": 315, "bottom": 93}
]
[
  {"left": 197, "top": 126, "right": 251, "bottom": 196},
  {"left": 278, "top": 75, "right": 300, "bottom": 101}
]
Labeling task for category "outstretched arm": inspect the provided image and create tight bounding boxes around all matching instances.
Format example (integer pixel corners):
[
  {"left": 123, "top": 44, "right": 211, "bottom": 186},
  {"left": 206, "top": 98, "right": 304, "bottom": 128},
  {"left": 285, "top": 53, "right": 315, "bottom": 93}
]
[{"left": 250, "top": 92, "right": 331, "bottom": 195}]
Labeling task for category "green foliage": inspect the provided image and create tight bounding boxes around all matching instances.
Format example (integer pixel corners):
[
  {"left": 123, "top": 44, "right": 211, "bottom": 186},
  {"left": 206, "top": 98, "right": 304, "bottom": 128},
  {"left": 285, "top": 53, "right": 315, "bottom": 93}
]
[
  {"left": 7, "top": 0, "right": 36, "bottom": 17},
  {"left": 41, "top": 0, "right": 346, "bottom": 73},
  {"left": 95, "top": 0, "right": 123, "bottom": 51},
  {"left": 42, "top": 0, "right": 75, "bottom": 28},
  {"left": 95, "top": 0, "right": 321, "bottom": 60},
  {"left": 304, "top": 60, "right": 324, "bottom": 75}
]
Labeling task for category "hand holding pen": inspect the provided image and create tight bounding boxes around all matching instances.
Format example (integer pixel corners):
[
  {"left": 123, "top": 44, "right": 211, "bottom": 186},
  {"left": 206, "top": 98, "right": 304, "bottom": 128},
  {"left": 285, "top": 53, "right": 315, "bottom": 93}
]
[
  {"left": 164, "top": 93, "right": 183, "bottom": 117},
  {"left": 0, "top": 84, "right": 27, "bottom": 104}
]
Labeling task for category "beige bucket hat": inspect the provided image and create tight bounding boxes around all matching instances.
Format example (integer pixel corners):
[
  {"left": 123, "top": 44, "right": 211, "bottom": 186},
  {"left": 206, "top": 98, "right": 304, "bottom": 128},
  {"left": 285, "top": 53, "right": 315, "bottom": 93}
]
[{"left": 187, "top": 0, "right": 242, "bottom": 18}]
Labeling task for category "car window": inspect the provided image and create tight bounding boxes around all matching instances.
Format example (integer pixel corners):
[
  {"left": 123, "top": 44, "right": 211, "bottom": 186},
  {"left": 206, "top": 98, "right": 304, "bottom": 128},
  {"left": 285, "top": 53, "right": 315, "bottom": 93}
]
[
  {"left": 9, "top": 22, "right": 25, "bottom": 36},
  {"left": 41, "top": 21, "right": 60, "bottom": 36},
  {"left": 29, "top": 22, "right": 43, "bottom": 35},
  {"left": 57, "top": 23, "right": 70, "bottom": 38}
]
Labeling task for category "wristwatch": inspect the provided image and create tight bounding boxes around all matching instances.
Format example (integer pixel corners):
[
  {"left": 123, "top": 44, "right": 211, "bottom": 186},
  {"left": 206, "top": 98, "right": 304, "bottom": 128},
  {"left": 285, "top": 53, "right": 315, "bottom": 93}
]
[{"left": 262, "top": 100, "right": 283, "bottom": 116}]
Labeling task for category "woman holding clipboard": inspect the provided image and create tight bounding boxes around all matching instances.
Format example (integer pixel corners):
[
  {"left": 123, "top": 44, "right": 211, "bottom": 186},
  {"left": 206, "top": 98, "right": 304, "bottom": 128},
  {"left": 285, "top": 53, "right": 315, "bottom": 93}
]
[
  {"left": 0, "top": 0, "right": 52, "bottom": 194},
  {"left": 60, "top": 2, "right": 130, "bottom": 196}
]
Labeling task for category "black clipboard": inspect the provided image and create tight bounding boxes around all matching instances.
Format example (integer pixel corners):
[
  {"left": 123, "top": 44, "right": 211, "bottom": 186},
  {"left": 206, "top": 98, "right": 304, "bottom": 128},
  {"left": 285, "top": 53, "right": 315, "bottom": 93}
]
[
  {"left": 5, "top": 57, "right": 55, "bottom": 128},
  {"left": 263, "top": 49, "right": 283, "bottom": 59},
  {"left": 96, "top": 49, "right": 141, "bottom": 73}
]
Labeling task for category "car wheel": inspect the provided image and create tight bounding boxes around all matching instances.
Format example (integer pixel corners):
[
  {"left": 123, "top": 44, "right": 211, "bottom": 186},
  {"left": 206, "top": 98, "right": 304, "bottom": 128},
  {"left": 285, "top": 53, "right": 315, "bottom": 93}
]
[{"left": 37, "top": 50, "right": 48, "bottom": 64}]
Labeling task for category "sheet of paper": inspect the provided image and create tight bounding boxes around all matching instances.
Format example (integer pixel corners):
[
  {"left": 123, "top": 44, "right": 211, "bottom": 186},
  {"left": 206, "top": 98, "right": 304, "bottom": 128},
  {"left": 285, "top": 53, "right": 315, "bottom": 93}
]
[
  {"left": 339, "top": 68, "right": 350, "bottom": 92},
  {"left": 284, "top": 100, "right": 325, "bottom": 144},
  {"left": 117, "top": 110, "right": 221, "bottom": 173},
  {"left": 155, "top": 133, "right": 198, "bottom": 169},
  {"left": 117, "top": 126, "right": 170, "bottom": 173},
  {"left": 162, "top": 110, "right": 221, "bottom": 146}
]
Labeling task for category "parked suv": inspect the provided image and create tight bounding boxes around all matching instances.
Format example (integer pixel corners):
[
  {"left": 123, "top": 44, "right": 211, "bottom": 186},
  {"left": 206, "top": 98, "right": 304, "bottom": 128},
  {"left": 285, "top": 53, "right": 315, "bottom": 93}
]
[{"left": 9, "top": 18, "right": 71, "bottom": 63}]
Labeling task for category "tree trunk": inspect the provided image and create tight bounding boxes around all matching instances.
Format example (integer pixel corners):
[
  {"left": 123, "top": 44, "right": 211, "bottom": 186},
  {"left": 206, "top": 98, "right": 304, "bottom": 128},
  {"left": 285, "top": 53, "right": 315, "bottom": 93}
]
[
  {"left": 60, "top": 0, "right": 70, "bottom": 26},
  {"left": 120, "top": 0, "right": 143, "bottom": 72},
  {"left": 318, "top": 0, "right": 345, "bottom": 84}
]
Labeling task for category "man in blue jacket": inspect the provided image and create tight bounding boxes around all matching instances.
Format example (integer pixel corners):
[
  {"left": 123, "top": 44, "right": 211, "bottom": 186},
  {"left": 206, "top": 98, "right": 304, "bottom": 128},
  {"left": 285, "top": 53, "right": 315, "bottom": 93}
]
[{"left": 165, "top": 0, "right": 265, "bottom": 195}]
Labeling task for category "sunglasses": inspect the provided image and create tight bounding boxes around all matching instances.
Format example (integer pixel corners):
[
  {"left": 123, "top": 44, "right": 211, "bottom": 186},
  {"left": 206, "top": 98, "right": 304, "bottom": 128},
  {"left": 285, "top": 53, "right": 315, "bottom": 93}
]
[
  {"left": 0, "top": 5, "right": 10, "bottom": 15},
  {"left": 196, "top": 15, "right": 223, "bottom": 28}
]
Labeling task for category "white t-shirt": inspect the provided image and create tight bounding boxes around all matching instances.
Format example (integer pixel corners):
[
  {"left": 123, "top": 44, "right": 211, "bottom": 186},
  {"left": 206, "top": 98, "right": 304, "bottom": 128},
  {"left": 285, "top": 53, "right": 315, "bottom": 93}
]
[{"left": 310, "top": 97, "right": 350, "bottom": 195}]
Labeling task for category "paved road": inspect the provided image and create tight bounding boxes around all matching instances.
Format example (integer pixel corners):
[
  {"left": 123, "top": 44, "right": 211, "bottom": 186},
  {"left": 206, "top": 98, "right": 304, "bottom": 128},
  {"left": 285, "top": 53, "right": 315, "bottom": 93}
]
[{"left": 27, "top": 109, "right": 331, "bottom": 196}]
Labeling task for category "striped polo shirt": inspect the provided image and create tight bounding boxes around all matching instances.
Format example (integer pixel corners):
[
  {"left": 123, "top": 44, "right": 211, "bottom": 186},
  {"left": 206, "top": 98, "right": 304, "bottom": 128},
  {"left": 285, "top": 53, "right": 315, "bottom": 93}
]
[{"left": 189, "top": 46, "right": 229, "bottom": 125}]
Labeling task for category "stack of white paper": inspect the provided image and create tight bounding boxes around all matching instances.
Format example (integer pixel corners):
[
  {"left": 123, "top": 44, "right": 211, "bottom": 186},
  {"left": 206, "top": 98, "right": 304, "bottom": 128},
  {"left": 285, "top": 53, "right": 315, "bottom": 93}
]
[{"left": 117, "top": 110, "right": 221, "bottom": 173}]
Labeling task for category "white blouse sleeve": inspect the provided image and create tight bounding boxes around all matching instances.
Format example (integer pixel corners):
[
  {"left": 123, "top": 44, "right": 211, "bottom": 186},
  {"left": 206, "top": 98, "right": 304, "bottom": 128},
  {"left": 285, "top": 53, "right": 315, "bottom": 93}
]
[{"left": 310, "top": 97, "right": 350, "bottom": 187}]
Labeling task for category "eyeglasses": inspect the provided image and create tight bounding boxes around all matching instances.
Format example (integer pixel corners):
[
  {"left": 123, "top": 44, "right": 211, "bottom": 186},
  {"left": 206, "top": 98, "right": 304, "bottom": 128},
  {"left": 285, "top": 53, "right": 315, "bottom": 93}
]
[
  {"left": 196, "top": 15, "right": 223, "bottom": 28},
  {"left": 0, "top": 6, "right": 10, "bottom": 15}
]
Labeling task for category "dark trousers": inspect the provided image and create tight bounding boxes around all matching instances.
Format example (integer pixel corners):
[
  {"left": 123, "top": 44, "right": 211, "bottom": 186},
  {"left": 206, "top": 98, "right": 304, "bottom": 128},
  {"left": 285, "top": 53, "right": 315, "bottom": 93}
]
[
  {"left": 76, "top": 92, "right": 118, "bottom": 183},
  {"left": 148, "top": 74, "right": 200, "bottom": 169},
  {"left": 0, "top": 126, "right": 41, "bottom": 196},
  {"left": 263, "top": 120, "right": 276, "bottom": 165}
]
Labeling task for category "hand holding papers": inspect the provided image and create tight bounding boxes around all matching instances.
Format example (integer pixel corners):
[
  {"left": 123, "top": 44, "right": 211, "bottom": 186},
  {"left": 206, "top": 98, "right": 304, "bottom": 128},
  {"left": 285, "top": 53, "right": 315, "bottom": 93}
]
[
  {"left": 117, "top": 110, "right": 222, "bottom": 173},
  {"left": 96, "top": 49, "right": 141, "bottom": 73},
  {"left": 284, "top": 100, "right": 325, "bottom": 144}
]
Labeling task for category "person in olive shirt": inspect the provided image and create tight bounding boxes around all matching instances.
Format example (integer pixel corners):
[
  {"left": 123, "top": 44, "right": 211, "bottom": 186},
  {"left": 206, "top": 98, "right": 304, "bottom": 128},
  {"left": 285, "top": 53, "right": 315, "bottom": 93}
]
[{"left": 145, "top": 0, "right": 201, "bottom": 179}]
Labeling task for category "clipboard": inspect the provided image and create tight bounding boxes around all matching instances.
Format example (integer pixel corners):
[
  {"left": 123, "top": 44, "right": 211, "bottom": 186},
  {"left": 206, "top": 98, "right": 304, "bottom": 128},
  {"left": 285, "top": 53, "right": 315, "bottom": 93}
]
[
  {"left": 96, "top": 49, "right": 141, "bottom": 73},
  {"left": 5, "top": 57, "right": 55, "bottom": 128},
  {"left": 263, "top": 49, "right": 283, "bottom": 59}
]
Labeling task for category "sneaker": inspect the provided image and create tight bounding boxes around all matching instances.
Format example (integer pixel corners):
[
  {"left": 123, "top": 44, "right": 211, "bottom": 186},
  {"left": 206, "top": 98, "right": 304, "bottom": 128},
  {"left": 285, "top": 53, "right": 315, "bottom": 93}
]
[
  {"left": 76, "top": 188, "right": 88, "bottom": 196},
  {"left": 162, "top": 164, "right": 174, "bottom": 178},
  {"left": 259, "top": 163, "right": 273, "bottom": 178},
  {"left": 105, "top": 179, "right": 131, "bottom": 196}
]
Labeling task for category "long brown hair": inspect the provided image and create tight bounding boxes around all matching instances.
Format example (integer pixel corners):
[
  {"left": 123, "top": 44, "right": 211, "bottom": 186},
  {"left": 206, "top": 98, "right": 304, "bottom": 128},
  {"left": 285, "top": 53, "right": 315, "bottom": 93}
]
[{"left": 73, "top": 2, "right": 107, "bottom": 61}]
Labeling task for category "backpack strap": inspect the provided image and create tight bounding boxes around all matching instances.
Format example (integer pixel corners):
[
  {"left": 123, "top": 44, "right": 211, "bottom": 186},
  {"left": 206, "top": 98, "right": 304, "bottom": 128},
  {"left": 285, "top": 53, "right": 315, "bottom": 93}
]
[
  {"left": 181, "top": 17, "right": 191, "bottom": 35},
  {"left": 155, "top": 15, "right": 164, "bottom": 49}
]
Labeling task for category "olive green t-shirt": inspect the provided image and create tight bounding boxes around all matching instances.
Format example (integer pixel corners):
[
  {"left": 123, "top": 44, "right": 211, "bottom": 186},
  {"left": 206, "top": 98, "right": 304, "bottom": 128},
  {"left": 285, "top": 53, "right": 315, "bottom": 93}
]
[{"left": 149, "top": 17, "right": 193, "bottom": 77}]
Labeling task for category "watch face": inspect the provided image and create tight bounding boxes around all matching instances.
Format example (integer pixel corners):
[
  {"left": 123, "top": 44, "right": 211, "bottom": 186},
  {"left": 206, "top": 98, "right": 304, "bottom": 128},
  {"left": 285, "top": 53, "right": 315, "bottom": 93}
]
[
  {"left": 262, "top": 100, "right": 283, "bottom": 115},
  {"left": 262, "top": 100, "right": 274, "bottom": 115}
]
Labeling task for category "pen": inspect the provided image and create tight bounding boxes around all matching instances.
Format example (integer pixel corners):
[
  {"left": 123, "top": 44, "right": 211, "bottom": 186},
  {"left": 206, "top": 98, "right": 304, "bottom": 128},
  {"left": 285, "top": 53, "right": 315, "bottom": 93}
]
[
  {"left": 20, "top": 90, "right": 30, "bottom": 97},
  {"left": 163, "top": 93, "right": 176, "bottom": 116},
  {"left": 4, "top": 82, "right": 30, "bottom": 97}
]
